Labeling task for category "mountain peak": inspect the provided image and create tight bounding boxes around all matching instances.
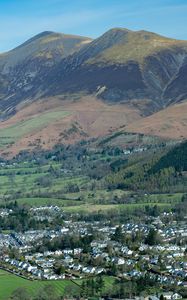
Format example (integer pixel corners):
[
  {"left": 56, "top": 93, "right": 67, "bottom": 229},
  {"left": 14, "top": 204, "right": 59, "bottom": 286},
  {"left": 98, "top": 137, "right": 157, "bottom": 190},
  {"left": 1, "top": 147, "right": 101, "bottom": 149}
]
[
  {"left": 107, "top": 27, "right": 131, "bottom": 33},
  {"left": 102, "top": 27, "right": 131, "bottom": 38}
]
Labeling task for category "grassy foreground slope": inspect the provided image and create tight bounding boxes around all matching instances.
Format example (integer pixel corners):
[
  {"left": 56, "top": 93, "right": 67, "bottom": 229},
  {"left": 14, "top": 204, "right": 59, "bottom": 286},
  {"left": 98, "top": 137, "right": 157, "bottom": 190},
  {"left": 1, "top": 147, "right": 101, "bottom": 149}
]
[
  {"left": 0, "top": 269, "right": 76, "bottom": 300},
  {"left": 0, "top": 270, "right": 115, "bottom": 300}
]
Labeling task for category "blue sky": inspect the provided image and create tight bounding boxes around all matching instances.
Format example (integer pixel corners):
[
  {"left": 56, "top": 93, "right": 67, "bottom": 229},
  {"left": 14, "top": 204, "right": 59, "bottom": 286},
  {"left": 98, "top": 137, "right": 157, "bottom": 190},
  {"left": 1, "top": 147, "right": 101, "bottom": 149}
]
[{"left": 0, "top": 0, "right": 187, "bottom": 52}]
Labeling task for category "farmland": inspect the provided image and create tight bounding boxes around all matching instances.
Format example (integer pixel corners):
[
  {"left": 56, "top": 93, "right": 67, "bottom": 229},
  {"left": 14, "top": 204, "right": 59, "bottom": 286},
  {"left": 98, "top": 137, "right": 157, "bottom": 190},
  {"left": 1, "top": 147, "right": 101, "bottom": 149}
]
[
  {"left": 0, "top": 145, "right": 184, "bottom": 212},
  {"left": 0, "top": 158, "right": 183, "bottom": 211}
]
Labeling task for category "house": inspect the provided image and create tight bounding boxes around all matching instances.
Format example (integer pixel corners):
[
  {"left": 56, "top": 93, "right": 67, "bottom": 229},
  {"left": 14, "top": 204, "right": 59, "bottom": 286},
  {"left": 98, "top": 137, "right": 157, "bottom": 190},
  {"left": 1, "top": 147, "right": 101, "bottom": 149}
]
[
  {"left": 63, "top": 249, "right": 73, "bottom": 255},
  {"left": 121, "top": 246, "right": 133, "bottom": 255},
  {"left": 63, "top": 256, "right": 73, "bottom": 264},
  {"left": 95, "top": 267, "right": 105, "bottom": 274},
  {"left": 27, "top": 265, "right": 37, "bottom": 273},
  {"left": 159, "top": 292, "right": 173, "bottom": 300},
  {"left": 158, "top": 293, "right": 182, "bottom": 300},
  {"left": 172, "top": 293, "right": 182, "bottom": 300},
  {"left": 33, "top": 269, "right": 43, "bottom": 279},
  {"left": 111, "top": 257, "right": 125, "bottom": 265},
  {"left": 82, "top": 266, "right": 95, "bottom": 274},
  {"left": 73, "top": 248, "right": 83, "bottom": 255},
  {"left": 72, "top": 263, "right": 82, "bottom": 271}
]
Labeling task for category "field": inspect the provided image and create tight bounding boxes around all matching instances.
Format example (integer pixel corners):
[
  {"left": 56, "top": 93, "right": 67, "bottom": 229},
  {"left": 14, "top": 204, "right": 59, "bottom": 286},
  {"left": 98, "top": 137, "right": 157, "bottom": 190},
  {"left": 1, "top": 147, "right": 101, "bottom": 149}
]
[
  {"left": 0, "top": 158, "right": 183, "bottom": 213},
  {"left": 0, "top": 161, "right": 87, "bottom": 197},
  {"left": 0, "top": 269, "right": 76, "bottom": 300},
  {"left": 62, "top": 202, "right": 172, "bottom": 213},
  {"left": 0, "top": 270, "right": 115, "bottom": 300}
]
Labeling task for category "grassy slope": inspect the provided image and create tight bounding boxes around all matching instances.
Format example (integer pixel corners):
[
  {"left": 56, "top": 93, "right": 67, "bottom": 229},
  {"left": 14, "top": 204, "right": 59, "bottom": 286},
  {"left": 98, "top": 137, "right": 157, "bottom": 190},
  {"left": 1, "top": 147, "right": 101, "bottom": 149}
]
[
  {"left": 0, "top": 270, "right": 115, "bottom": 300},
  {"left": 0, "top": 111, "right": 70, "bottom": 148},
  {"left": 0, "top": 269, "right": 76, "bottom": 300},
  {"left": 87, "top": 29, "right": 187, "bottom": 65},
  {"left": 62, "top": 202, "right": 172, "bottom": 213}
]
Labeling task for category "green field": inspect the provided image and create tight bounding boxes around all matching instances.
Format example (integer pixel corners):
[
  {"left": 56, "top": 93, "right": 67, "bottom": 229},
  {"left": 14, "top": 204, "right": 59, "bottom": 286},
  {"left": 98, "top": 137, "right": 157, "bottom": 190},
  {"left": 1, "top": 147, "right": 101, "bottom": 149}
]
[
  {"left": 62, "top": 202, "right": 172, "bottom": 213},
  {"left": 0, "top": 153, "right": 183, "bottom": 213},
  {"left": 140, "top": 193, "right": 183, "bottom": 204},
  {"left": 0, "top": 270, "right": 115, "bottom": 300},
  {"left": 0, "top": 270, "right": 76, "bottom": 300},
  {"left": 15, "top": 197, "right": 84, "bottom": 207}
]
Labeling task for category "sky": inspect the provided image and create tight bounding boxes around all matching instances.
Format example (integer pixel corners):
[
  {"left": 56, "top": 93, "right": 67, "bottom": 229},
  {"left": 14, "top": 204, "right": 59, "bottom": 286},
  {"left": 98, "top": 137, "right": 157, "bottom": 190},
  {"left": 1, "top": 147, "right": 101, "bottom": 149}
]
[{"left": 0, "top": 0, "right": 187, "bottom": 52}]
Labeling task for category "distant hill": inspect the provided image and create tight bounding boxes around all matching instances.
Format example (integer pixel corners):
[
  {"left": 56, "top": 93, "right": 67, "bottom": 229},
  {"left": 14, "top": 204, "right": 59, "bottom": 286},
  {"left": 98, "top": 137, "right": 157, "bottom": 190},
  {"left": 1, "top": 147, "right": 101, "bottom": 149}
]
[{"left": 1, "top": 28, "right": 187, "bottom": 117}]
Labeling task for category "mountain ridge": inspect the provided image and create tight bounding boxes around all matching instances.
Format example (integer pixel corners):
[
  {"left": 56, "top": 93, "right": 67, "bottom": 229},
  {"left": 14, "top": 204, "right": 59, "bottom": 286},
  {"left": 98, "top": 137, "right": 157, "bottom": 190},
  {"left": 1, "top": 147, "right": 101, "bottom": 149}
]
[
  {"left": 0, "top": 27, "right": 186, "bottom": 155},
  {"left": 0, "top": 27, "right": 187, "bottom": 116}
]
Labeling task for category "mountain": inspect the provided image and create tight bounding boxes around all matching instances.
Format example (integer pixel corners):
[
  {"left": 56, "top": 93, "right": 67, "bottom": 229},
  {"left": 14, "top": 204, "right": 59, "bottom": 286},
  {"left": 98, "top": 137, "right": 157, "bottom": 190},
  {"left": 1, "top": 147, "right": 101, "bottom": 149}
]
[
  {"left": 0, "top": 31, "right": 92, "bottom": 117},
  {"left": 0, "top": 28, "right": 187, "bottom": 156},
  {"left": 1, "top": 28, "right": 187, "bottom": 118},
  {"left": 40, "top": 28, "right": 187, "bottom": 113}
]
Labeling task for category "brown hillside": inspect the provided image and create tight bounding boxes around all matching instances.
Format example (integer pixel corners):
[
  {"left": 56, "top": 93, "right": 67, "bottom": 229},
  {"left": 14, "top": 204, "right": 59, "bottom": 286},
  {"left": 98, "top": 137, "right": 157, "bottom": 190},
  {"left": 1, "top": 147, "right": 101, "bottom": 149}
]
[
  {"left": 126, "top": 101, "right": 187, "bottom": 140},
  {"left": 0, "top": 96, "right": 142, "bottom": 156}
]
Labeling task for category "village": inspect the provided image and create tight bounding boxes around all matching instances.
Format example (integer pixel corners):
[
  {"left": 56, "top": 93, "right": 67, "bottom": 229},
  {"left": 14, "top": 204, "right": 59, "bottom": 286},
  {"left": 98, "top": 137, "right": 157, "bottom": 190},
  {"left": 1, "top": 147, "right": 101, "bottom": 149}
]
[{"left": 0, "top": 205, "right": 186, "bottom": 299}]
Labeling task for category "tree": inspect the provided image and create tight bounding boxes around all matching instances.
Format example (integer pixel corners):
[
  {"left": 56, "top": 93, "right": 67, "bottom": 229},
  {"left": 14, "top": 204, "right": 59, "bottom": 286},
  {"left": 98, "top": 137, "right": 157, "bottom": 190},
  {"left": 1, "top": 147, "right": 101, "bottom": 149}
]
[
  {"left": 54, "top": 263, "right": 65, "bottom": 275},
  {"left": 113, "top": 226, "right": 123, "bottom": 242},
  {"left": 95, "top": 276, "right": 105, "bottom": 294},
  {"left": 145, "top": 228, "right": 161, "bottom": 246}
]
